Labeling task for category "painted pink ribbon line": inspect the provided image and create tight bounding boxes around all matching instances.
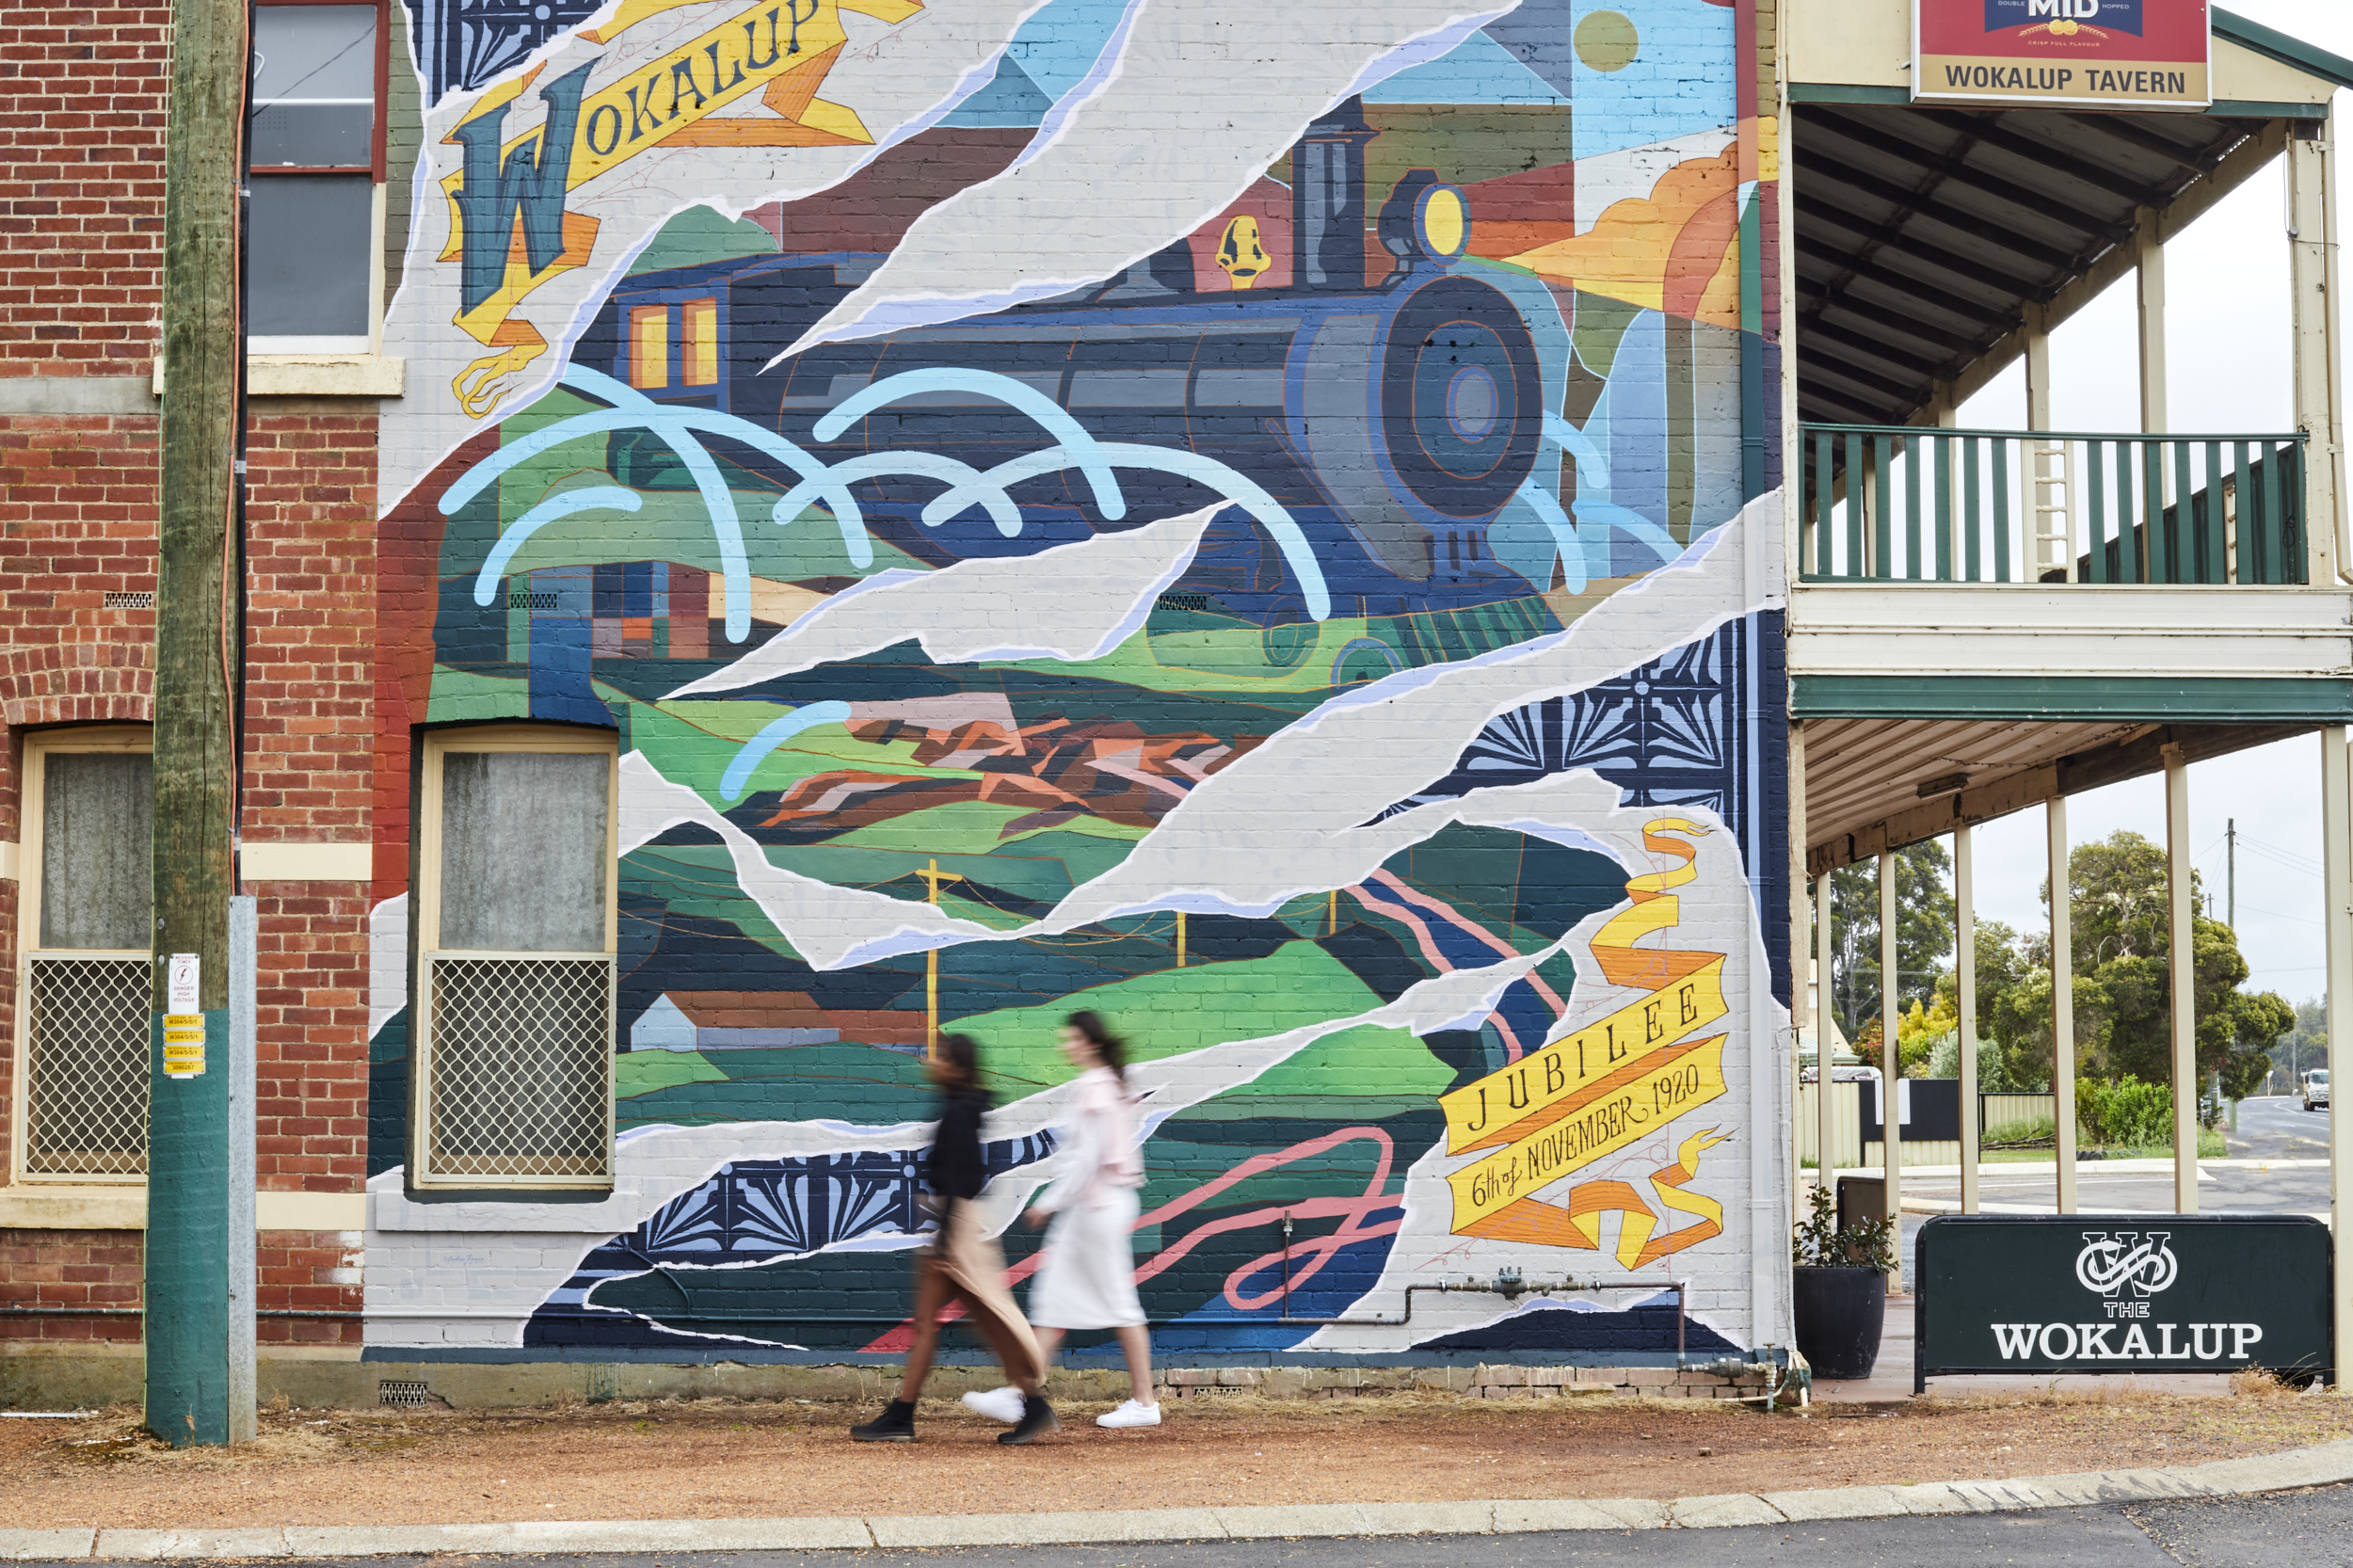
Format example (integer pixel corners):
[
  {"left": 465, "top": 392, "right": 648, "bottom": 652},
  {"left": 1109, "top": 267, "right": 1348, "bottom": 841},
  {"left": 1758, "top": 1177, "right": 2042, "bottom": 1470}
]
[
  {"left": 1365, "top": 869, "right": 1570, "bottom": 1016},
  {"left": 861, "top": 1127, "right": 1401, "bottom": 1348}
]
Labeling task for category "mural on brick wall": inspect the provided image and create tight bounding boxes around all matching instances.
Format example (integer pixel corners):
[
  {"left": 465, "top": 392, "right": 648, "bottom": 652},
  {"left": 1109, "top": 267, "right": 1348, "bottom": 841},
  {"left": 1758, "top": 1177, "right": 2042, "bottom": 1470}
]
[{"left": 371, "top": 0, "right": 1788, "bottom": 1361}]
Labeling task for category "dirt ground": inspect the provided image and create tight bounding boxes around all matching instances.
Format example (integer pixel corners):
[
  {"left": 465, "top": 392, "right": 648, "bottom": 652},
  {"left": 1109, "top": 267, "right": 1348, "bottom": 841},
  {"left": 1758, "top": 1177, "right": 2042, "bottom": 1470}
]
[{"left": 3, "top": 1385, "right": 2351, "bottom": 1530}]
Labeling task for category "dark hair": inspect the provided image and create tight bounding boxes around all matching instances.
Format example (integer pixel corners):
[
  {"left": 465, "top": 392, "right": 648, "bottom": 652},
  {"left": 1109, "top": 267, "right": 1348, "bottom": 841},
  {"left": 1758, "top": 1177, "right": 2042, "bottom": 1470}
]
[
  {"left": 1064, "top": 1011, "right": 1127, "bottom": 1081},
  {"left": 936, "top": 1032, "right": 981, "bottom": 1088}
]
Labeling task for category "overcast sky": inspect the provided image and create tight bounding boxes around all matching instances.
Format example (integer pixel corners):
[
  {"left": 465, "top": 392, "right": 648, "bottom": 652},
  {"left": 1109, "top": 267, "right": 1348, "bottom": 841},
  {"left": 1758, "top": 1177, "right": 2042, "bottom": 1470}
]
[{"left": 1895, "top": 1, "right": 2351, "bottom": 1004}]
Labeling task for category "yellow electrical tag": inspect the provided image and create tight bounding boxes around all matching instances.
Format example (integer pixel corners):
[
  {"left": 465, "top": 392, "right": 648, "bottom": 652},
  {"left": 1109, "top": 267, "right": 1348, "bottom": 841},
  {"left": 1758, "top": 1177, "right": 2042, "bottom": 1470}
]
[{"left": 163, "top": 1014, "right": 205, "bottom": 1079}]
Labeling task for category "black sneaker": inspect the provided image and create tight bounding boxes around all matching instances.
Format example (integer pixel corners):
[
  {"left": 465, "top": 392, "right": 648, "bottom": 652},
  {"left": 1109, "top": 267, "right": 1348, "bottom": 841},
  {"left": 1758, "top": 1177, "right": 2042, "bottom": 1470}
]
[
  {"left": 997, "top": 1392, "right": 1060, "bottom": 1445},
  {"left": 850, "top": 1399, "right": 917, "bottom": 1442}
]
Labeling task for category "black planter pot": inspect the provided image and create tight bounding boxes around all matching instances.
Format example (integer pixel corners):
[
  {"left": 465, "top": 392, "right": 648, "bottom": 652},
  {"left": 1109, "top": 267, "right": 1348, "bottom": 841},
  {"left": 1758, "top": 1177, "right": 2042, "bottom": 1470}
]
[{"left": 1792, "top": 1266, "right": 1887, "bottom": 1380}]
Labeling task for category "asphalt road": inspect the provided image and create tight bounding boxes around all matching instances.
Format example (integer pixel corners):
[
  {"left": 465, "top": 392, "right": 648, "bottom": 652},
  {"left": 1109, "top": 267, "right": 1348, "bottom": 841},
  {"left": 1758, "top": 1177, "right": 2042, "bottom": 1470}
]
[
  {"left": 2232, "top": 1095, "right": 2334, "bottom": 1158},
  {"left": 44, "top": 1485, "right": 2353, "bottom": 1566},
  {"left": 1895, "top": 1096, "right": 2338, "bottom": 1223}
]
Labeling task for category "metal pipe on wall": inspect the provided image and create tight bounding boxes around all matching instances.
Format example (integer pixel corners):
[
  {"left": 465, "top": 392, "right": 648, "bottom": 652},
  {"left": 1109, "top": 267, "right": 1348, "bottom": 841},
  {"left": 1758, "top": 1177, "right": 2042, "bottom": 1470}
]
[{"left": 228, "top": 896, "right": 257, "bottom": 1446}]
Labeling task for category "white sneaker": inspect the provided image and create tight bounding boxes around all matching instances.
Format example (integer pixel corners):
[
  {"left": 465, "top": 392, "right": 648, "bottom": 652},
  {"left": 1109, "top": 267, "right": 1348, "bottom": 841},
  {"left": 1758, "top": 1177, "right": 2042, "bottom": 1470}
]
[
  {"left": 961, "top": 1386, "right": 1026, "bottom": 1424},
  {"left": 1096, "top": 1399, "right": 1162, "bottom": 1429}
]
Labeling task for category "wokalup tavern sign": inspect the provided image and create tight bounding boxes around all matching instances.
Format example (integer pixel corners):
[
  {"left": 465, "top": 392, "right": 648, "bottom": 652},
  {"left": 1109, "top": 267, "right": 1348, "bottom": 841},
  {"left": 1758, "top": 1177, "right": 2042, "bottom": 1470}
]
[
  {"left": 1913, "top": 1216, "right": 2330, "bottom": 1392},
  {"left": 1914, "top": 0, "right": 2213, "bottom": 111}
]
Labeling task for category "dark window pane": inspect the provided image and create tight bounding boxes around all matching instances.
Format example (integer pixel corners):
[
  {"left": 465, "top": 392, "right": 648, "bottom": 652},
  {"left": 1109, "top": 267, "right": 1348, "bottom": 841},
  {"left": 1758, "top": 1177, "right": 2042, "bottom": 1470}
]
[
  {"left": 41, "top": 753, "right": 152, "bottom": 951},
  {"left": 248, "top": 176, "right": 372, "bottom": 338},
  {"left": 251, "top": 103, "right": 373, "bottom": 168}
]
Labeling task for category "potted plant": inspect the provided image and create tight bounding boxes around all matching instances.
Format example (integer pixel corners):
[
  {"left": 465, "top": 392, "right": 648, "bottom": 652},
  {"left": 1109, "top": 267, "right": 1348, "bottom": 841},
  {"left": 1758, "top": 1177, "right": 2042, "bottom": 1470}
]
[{"left": 1790, "top": 1183, "right": 1897, "bottom": 1379}]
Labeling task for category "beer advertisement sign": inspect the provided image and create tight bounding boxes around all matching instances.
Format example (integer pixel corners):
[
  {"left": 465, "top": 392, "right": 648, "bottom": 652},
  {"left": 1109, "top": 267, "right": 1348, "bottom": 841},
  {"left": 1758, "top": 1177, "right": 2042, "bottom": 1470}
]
[{"left": 1914, "top": 0, "right": 2213, "bottom": 111}]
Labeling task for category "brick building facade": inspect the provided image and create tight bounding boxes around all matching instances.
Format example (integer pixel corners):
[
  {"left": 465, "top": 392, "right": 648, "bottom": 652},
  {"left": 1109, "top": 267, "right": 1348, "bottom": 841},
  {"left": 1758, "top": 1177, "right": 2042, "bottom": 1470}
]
[{"left": 1, "top": 0, "right": 377, "bottom": 1352}]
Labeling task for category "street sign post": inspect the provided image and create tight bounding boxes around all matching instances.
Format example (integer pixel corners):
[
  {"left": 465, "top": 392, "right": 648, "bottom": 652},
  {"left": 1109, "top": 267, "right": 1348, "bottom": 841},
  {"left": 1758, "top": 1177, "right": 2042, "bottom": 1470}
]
[
  {"left": 1913, "top": 0, "right": 2213, "bottom": 112},
  {"left": 1914, "top": 1216, "right": 2330, "bottom": 1392}
]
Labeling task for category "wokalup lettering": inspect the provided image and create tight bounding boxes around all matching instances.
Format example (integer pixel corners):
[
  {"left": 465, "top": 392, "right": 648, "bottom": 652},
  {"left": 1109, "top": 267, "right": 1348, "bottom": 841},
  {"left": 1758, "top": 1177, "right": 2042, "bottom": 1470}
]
[
  {"left": 1987, "top": 1321, "right": 2265, "bottom": 1362},
  {"left": 1938, "top": 65, "right": 2191, "bottom": 96}
]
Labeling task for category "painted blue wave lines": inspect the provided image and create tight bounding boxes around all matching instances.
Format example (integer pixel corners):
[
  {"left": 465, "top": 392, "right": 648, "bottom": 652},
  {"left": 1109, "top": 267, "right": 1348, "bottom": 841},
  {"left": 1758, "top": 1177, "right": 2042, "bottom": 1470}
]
[
  {"left": 449, "top": 362, "right": 1334, "bottom": 640},
  {"left": 823, "top": 369, "right": 1331, "bottom": 620},
  {"left": 1517, "top": 411, "right": 1687, "bottom": 592},
  {"left": 720, "top": 701, "right": 856, "bottom": 802}
]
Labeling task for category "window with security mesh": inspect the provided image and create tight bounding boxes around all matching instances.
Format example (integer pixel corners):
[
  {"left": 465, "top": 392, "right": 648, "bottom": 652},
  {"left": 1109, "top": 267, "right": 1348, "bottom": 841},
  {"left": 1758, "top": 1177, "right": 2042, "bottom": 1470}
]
[
  {"left": 18, "top": 739, "right": 152, "bottom": 1182},
  {"left": 24, "top": 956, "right": 150, "bottom": 1176},
  {"left": 415, "top": 733, "right": 616, "bottom": 1188}
]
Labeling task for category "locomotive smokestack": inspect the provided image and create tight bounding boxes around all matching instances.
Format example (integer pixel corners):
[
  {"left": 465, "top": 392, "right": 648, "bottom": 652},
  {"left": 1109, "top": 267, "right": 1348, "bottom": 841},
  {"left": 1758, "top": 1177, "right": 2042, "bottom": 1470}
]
[{"left": 1290, "top": 96, "right": 1377, "bottom": 290}]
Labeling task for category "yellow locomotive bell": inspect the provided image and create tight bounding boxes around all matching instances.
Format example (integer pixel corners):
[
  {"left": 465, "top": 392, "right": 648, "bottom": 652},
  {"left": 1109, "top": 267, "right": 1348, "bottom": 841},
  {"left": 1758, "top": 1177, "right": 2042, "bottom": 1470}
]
[{"left": 1217, "top": 216, "right": 1271, "bottom": 289}]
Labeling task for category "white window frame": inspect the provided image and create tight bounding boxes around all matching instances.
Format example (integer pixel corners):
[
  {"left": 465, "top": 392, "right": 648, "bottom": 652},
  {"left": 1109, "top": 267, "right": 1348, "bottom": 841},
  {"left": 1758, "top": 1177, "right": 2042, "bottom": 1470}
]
[
  {"left": 10, "top": 727, "right": 152, "bottom": 1187},
  {"left": 410, "top": 725, "right": 618, "bottom": 1191}
]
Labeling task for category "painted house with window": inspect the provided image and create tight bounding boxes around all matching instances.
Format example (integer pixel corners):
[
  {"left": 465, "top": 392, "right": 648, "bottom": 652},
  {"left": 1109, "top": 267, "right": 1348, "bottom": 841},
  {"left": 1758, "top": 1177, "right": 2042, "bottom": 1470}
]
[{"left": 3, "top": 0, "right": 2352, "bottom": 1403}]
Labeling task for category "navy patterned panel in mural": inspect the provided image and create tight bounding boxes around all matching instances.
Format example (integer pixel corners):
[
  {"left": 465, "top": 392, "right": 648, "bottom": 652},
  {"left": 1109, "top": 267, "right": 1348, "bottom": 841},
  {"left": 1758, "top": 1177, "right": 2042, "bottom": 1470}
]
[
  {"left": 523, "top": 1131, "right": 1055, "bottom": 1349},
  {"left": 1380, "top": 615, "right": 1762, "bottom": 840},
  {"left": 405, "top": 0, "right": 605, "bottom": 101},
  {"left": 1376, "top": 610, "right": 1788, "bottom": 1005}
]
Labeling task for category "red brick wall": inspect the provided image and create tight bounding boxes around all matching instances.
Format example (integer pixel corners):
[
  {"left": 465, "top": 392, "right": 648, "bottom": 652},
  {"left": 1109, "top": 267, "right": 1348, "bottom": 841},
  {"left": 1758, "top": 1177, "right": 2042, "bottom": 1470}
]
[
  {"left": 0, "top": 0, "right": 381, "bottom": 1351},
  {"left": 0, "top": 404, "right": 378, "bottom": 1340},
  {"left": 0, "top": 409, "right": 162, "bottom": 1182},
  {"left": 255, "top": 1228, "right": 362, "bottom": 1345},
  {"left": 0, "top": 1229, "right": 141, "bottom": 1342},
  {"left": 0, "top": 1229, "right": 362, "bottom": 1345},
  {"left": 0, "top": 2, "right": 169, "bottom": 380},
  {"left": 245, "top": 411, "right": 377, "bottom": 1192}
]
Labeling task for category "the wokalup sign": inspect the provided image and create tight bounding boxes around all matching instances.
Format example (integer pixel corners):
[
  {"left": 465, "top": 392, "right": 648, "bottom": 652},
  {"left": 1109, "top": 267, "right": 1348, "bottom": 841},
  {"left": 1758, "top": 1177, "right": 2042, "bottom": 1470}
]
[{"left": 1914, "top": 1216, "right": 2330, "bottom": 1392}]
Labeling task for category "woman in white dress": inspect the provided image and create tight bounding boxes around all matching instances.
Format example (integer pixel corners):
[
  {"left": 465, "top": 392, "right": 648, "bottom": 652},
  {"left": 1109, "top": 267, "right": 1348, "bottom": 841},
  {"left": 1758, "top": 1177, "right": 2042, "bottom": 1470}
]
[{"left": 964, "top": 1010, "right": 1160, "bottom": 1430}]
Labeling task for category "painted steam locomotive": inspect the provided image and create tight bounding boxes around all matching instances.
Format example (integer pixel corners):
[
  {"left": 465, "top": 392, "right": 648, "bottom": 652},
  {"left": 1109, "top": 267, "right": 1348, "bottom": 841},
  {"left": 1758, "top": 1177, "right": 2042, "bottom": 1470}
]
[{"left": 578, "top": 99, "right": 1562, "bottom": 626}]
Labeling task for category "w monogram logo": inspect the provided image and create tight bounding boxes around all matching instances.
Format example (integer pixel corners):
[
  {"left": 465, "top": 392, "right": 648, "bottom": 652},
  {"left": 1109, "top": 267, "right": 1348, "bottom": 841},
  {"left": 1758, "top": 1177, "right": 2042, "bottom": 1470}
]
[{"left": 2075, "top": 1231, "right": 2179, "bottom": 1298}]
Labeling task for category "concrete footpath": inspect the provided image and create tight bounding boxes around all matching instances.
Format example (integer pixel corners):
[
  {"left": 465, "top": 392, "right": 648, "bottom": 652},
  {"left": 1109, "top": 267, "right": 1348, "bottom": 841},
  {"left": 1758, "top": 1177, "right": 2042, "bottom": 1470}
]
[{"left": 5, "top": 1438, "right": 2351, "bottom": 1560}]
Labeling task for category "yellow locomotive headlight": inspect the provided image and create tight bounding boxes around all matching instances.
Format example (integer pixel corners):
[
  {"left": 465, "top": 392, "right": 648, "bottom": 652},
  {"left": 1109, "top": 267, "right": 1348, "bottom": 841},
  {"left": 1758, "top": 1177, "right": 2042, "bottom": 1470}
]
[{"left": 1416, "top": 184, "right": 1470, "bottom": 263}]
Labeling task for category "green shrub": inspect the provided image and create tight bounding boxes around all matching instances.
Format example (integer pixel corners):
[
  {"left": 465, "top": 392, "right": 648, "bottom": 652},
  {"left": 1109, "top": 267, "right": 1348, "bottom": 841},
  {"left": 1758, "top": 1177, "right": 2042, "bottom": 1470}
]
[{"left": 2077, "top": 1076, "right": 2173, "bottom": 1148}]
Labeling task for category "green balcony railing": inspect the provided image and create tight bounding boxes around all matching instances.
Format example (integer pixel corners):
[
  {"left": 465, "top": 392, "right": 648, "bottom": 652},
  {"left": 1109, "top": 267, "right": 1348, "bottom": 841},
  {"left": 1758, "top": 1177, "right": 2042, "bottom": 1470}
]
[{"left": 1799, "top": 424, "right": 2309, "bottom": 586}]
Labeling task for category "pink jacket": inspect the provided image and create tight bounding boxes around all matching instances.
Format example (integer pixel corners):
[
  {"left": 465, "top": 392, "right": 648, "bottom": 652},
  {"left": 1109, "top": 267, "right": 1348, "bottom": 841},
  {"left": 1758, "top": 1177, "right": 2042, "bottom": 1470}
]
[{"left": 1039, "top": 1065, "right": 1144, "bottom": 1212}]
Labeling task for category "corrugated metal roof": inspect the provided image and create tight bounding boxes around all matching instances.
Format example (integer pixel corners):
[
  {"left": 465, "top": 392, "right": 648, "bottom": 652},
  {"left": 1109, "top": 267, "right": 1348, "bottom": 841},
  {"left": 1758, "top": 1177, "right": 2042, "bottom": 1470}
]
[{"left": 1796, "top": 101, "right": 2281, "bottom": 428}]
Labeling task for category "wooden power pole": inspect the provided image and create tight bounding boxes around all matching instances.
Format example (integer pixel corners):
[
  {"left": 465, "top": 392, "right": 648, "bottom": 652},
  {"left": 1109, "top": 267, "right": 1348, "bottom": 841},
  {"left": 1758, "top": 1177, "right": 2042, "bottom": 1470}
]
[{"left": 149, "top": 0, "right": 245, "bottom": 1447}]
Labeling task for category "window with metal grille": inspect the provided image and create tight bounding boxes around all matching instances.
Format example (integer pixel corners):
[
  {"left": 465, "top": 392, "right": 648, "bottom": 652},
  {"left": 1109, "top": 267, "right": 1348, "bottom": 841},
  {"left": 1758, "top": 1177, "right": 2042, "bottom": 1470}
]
[
  {"left": 414, "top": 728, "right": 617, "bottom": 1189},
  {"left": 15, "top": 732, "right": 152, "bottom": 1184},
  {"left": 23, "top": 956, "right": 150, "bottom": 1176}
]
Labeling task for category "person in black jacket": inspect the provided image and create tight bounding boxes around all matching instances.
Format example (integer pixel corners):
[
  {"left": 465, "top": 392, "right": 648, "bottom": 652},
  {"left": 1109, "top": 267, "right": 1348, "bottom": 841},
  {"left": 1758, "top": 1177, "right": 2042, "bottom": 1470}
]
[{"left": 851, "top": 1032, "right": 1057, "bottom": 1444}]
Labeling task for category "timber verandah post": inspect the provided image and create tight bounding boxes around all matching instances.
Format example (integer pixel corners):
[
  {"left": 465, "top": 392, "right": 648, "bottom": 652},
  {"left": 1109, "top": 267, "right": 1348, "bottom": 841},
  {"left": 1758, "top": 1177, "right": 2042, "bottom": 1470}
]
[
  {"left": 1879, "top": 851, "right": 1900, "bottom": 1290},
  {"left": 2320, "top": 728, "right": 2353, "bottom": 1384},
  {"left": 149, "top": 0, "right": 245, "bottom": 1447}
]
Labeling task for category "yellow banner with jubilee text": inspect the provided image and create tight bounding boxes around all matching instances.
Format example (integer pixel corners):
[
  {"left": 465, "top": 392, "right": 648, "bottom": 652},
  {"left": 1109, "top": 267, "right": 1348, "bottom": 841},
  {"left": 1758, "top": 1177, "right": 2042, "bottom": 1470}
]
[
  {"left": 1447, "top": 1036, "right": 1727, "bottom": 1233},
  {"left": 1438, "top": 955, "right": 1726, "bottom": 1157}
]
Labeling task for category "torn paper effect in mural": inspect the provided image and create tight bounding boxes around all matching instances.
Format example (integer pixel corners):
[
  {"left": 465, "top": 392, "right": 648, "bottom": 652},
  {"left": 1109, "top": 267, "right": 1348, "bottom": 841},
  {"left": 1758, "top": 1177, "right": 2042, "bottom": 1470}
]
[{"left": 370, "top": 0, "right": 1787, "bottom": 1364}]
